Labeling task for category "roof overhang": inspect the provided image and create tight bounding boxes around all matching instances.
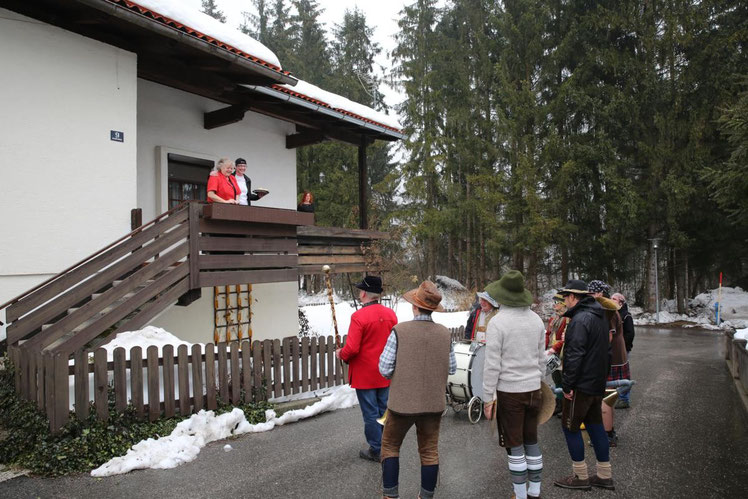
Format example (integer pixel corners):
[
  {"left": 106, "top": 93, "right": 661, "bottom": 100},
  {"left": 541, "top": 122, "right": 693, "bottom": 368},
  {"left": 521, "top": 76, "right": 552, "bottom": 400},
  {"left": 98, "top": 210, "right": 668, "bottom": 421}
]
[
  {"left": 0, "top": 0, "right": 297, "bottom": 90},
  {"left": 1, "top": 0, "right": 404, "bottom": 146}
]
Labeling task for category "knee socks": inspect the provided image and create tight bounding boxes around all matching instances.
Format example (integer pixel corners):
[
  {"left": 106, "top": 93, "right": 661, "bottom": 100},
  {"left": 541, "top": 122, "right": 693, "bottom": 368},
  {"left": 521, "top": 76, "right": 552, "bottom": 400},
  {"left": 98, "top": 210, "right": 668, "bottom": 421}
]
[
  {"left": 508, "top": 445, "right": 528, "bottom": 499},
  {"left": 586, "top": 423, "right": 610, "bottom": 462},
  {"left": 562, "top": 426, "right": 585, "bottom": 462},
  {"left": 382, "top": 457, "right": 399, "bottom": 498},
  {"left": 524, "top": 443, "right": 542, "bottom": 497},
  {"left": 419, "top": 464, "right": 438, "bottom": 498},
  {"left": 572, "top": 460, "right": 589, "bottom": 480}
]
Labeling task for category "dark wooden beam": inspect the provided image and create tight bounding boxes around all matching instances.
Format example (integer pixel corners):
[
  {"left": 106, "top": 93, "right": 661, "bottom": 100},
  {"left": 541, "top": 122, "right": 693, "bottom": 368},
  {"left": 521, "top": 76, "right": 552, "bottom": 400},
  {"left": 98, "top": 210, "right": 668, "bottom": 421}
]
[
  {"left": 358, "top": 140, "right": 368, "bottom": 230},
  {"left": 204, "top": 105, "right": 249, "bottom": 130},
  {"left": 286, "top": 130, "right": 327, "bottom": 149}
]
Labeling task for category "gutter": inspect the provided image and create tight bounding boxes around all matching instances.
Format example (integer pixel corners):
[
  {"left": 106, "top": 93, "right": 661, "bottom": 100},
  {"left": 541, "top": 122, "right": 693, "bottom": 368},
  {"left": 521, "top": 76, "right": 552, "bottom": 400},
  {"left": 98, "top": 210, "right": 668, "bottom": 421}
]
[{"left": 243, "top": 85, "right": 406, "bottom": 140}]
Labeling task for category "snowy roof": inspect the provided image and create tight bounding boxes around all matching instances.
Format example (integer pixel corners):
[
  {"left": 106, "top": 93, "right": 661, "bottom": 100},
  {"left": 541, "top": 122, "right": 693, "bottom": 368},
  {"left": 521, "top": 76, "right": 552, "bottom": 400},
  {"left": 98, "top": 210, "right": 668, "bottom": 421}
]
[
  {"left": 275, "top": 80, "right": 402, "bottom": 132},
  {"left": 119, "top": 0, "right": 285, "bottom": 72}
]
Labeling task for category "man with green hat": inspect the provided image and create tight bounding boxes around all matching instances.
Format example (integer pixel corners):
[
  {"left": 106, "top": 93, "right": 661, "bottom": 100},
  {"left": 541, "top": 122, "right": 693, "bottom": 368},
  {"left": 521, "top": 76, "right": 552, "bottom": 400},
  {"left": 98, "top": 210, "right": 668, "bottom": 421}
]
[{"left": 482, "top": 270, "right": 546, "bottom": 499}]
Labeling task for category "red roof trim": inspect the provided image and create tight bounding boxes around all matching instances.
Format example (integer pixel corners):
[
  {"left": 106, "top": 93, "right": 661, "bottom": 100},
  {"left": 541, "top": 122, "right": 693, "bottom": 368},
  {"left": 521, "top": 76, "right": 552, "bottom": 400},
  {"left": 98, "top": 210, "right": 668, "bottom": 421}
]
[
  {"left": 111, "top": 0, "right": 291, "bottom": 76},
  {"left": 270, "top": 85, "right": 402, "bottom": 133}
]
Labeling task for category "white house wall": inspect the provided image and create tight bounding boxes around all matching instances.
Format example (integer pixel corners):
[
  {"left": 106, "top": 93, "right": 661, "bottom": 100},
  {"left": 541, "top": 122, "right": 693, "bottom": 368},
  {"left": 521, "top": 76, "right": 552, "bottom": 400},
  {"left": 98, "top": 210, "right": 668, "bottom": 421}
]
[
  {"left": 136, "top": 79, "right": 297, "bottom": 220},
  {"left": 0, "top": 9, "right": 137, "bottom": 313},
  {"left": 137, "top": 80, "right": 299, "bottom": 343}
]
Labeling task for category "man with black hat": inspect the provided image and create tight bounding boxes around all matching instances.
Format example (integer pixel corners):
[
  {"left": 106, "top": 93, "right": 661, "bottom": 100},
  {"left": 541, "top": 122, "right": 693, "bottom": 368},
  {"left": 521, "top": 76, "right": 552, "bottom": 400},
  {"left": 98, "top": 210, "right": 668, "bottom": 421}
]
[
  {"left": 554, "top": 279, "right": 615, "bottom": 491},
  {"left": 336, "top": 275, "right": 397, "bottom": 462},
  {"left": 378, "top": 280, "right": 456, "bottom": 499}
]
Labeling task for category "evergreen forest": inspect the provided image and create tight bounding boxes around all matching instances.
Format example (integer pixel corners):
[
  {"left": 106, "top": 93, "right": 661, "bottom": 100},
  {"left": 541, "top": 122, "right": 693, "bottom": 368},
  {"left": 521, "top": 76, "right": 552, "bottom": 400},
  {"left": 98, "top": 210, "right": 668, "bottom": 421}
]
[{"left": 205, "top": 0, "right": 748, "bottom": 311}]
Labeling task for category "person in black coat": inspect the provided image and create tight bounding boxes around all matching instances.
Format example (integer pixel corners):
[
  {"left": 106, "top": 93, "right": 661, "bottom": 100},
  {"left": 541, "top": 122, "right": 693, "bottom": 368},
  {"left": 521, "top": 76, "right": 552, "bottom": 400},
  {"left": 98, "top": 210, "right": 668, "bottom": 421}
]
[
  {"left": 554, "top": 280, "right": 615, "bottom": 492},
  {"left": 234, "top": 157, "right": 267, "bottom": 206},
  {"left": 612, "top": 293, "right": 634, "bottom": 408}
]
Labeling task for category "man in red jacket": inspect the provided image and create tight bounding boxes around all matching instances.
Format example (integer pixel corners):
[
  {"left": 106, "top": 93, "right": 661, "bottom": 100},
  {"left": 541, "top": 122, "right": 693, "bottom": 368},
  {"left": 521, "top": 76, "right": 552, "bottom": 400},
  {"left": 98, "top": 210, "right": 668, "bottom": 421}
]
[{"left": 336, "top": 275, "right": 398, "bottom": 462}]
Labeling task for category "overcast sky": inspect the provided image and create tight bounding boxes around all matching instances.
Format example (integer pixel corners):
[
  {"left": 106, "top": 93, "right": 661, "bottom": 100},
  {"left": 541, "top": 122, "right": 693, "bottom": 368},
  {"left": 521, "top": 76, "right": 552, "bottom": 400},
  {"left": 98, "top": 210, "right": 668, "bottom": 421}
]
[{"left": 183, "top": 0, "right": 419, "bottom": 112}]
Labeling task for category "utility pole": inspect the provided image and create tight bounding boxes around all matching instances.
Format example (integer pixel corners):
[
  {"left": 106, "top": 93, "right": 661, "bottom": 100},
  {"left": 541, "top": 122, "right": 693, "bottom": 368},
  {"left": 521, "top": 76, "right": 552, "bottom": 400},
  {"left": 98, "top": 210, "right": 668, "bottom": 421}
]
[{"left": 652, "top": 239, "right": 660, "bottom": 322}]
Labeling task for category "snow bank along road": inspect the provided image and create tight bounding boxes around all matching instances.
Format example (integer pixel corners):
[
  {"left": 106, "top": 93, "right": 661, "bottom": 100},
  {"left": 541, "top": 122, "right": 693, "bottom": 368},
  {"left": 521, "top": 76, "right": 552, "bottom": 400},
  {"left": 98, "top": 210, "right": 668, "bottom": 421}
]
[{"left": 2, "top": 327, "right": 747, "bottom": 498}]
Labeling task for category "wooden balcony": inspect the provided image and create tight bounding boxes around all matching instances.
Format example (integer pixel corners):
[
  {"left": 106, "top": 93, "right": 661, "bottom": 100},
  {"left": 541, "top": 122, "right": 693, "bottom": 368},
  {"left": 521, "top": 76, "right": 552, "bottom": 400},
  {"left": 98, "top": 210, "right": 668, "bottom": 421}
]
[{"left": 198, "top": 204, "right": 388, "bottom": 284}]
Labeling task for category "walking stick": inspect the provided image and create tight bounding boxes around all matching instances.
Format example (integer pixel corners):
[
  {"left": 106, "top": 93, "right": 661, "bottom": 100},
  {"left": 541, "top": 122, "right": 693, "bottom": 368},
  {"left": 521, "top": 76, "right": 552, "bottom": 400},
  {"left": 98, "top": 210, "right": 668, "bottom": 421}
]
[
  {"left": 322, "top": 265, "right": 341, "bottom": 348},
  {"left": 323, "top": 265, "right": 347, "bottom": 381}
]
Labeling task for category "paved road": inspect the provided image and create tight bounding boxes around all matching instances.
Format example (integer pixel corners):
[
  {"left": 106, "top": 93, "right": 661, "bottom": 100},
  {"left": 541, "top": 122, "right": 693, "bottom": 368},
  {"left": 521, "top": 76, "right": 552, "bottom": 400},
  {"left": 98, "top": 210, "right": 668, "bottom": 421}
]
[{"left": 2, "top": 327, "right": 747, "bottom": 498}]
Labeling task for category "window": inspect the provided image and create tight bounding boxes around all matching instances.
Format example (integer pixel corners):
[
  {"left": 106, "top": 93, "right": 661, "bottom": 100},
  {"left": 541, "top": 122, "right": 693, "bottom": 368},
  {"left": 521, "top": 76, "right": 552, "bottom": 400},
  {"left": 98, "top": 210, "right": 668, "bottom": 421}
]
[{"left": 167, "top": 153, "right": 214, "bottom": 209}]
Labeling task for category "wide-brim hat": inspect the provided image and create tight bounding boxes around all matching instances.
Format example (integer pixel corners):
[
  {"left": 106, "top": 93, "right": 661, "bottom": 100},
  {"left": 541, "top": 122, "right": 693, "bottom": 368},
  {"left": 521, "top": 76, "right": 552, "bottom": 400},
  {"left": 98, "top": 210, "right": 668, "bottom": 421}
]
[
  {"left": 539, "top": 382, "right": 557, "bottom": 424},
  {"left": 552, "top": 293, "right": 565, "bottom": 302},
  {"left": 354, "top": 275, "right": 383, "bottom": 294},
  {"left": 476, "top": 291, "right": 498, "bottom": 308},
  {"left": 403, "top": 280, "right": 445, "bottom": 312},
  {"left": 559, "top": 279, "right": 590, "bottom": 296},
  {"left": 485, "top": 270, "right": 533, "bottom": 307}
]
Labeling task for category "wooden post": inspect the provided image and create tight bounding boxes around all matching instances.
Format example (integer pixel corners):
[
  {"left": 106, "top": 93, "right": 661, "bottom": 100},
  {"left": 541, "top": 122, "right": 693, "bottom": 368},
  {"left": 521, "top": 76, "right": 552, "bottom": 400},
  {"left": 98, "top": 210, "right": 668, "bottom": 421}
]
[
  {"left": 230, "top": 342, "right": 240, "bottom": 404},
  {"left": 205, "top": 343, "right": 217, "bottom": 410},
  {"left": 358, "top": 140, "right": 368, "bottom": 230},
  {"left": 191, "top": 344, "right": 204, "bottom": 412},
  {"left": 74, "top": 350, "right": 89, "bottom": 421},
  {"left": 252, "top": 340, "right": 262, "bottom": 401},
  {"left": 301, "top": 337, "right": 310, "bottom": 393},
  {"left": 241, "top": 341, "right": 251, "bottom": 403},
  {"left": 131, "top": 208, "right": 143, "bottom": 231},
  {"left": 162, "top": 345, "right": 175, "bottom": 417},
  {"left": 131, "top": 346, "right": 144, "bottom": 419},
  {"left": 113, "top": 348, "right": 127, "bottom": 412},
  {"left": 217, "top": 342, "right": 228, "bottom": 403},
  {"left": 177, "top": 345, "right": 190, "bottom": 415},
  {"left": 147, "top": 346, "right": 160, "bottom": 421}
]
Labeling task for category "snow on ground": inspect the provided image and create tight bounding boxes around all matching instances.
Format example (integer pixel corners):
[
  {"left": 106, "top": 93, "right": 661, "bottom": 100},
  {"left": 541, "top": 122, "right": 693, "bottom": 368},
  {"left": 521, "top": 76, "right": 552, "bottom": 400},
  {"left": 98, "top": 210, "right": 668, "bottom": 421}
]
[
  {"left": 301, "top": 298, "right": 469, "bottom": 338},
  {"left": 634, "top": 286, "right": 748, "bottom": 330},
  {"left": 733, "top": 328, "right": 748, "bottom": 350},
  {"left": 101, "top": 326, "right": 195, "bottom": 361},
  {"left": 90, "top": 385, "right": 358, "bottom": 477}
]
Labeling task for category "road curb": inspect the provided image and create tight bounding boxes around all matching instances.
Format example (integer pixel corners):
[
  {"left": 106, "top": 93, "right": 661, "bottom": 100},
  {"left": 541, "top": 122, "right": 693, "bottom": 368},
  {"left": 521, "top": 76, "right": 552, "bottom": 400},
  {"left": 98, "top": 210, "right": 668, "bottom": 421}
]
[
  {"left": 273, "top": 396, "right": 323, "bottom": 415},
  {"left": 725, "top": 359, "right": 748, "bottom": 416}
]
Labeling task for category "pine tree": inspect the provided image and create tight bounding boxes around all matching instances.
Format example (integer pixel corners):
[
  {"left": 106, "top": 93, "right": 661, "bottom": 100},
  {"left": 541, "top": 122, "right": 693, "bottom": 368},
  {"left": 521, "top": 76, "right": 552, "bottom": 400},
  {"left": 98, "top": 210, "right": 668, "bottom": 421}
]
[{"left": 201, "top": 0, "right": 226, "bottom": 23}]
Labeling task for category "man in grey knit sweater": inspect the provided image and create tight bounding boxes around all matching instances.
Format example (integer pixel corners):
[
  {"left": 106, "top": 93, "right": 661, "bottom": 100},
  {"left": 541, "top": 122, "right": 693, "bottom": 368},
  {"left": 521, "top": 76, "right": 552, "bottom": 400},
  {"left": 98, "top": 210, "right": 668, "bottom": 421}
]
[{"left": 482, "top": 271, "right": 546, "bottom": 499}]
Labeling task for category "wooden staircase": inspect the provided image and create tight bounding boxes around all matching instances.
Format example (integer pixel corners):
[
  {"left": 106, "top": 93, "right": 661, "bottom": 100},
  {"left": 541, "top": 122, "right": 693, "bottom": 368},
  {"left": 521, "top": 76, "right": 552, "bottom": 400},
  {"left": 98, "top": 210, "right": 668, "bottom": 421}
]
[{"left": 0, "top": 201, "right": 387, "bottom": 429}]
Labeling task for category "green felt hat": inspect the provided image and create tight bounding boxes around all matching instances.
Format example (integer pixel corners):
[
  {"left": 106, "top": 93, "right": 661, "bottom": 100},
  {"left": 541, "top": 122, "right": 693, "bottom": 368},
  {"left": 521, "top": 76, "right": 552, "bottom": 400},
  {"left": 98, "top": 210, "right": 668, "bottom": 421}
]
[{"left": 485, "top": 270, "right": 534, "bottom": 307}]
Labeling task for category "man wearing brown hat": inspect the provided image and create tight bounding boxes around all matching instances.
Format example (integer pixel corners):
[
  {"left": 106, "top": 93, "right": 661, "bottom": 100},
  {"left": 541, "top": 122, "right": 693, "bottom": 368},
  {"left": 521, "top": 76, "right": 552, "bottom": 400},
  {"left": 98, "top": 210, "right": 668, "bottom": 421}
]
[
  {"left": 481, "top": 271, "right": 546, "bottom": 499},
  {"left": 554, "top": 279, "right": 615, "bottom": 491},
  {"left": 337, "top": 275, "right": 398, "bottom": 462},
  {"left": 378, "top": 280, "right": 456, "bottom": 499}
]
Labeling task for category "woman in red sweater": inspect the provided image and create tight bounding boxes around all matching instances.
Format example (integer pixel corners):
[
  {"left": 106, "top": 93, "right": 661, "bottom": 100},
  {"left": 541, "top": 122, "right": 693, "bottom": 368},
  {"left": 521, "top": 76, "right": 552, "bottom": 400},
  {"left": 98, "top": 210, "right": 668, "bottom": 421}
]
[{"left": 206, "top": 158, "right": 240, "bottom": 204}]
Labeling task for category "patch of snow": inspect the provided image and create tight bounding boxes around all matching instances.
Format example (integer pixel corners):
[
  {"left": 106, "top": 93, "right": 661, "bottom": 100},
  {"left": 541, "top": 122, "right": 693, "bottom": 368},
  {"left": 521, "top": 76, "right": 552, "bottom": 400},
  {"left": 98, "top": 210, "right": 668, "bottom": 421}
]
[
  {"left": 100, "top": 326, "right": 195, "bottom": 361},
  {"left": 298, "top": 290, "right": 346, "bottom": 306},
  {"left": 223, "top": 444, "right": 232, "bottom": 452},
  {"left": 91, "top": 385, "right": 359, "bottom": 477},
  {"left": 434, "top": 275, "right": 467, "bottom": 292},
  {"left": 300, "top": 299, "right": 469, "bottom": 338},
  {"left": 131, "top": 0, "right": 280, "bottom": 68},
  {"left": 278, "top": 79, "right": 401, "bottom": 130}
]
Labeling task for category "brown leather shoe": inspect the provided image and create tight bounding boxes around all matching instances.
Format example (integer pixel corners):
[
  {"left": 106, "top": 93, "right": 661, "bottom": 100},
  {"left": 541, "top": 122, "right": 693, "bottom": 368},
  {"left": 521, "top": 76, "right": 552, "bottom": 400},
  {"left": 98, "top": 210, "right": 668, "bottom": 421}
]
[
  {"left": 553, "top": 474, "right": 591, "bottom": 490},
  {"left": 590, "top": 475, "right": 615, "bottom": 490}
]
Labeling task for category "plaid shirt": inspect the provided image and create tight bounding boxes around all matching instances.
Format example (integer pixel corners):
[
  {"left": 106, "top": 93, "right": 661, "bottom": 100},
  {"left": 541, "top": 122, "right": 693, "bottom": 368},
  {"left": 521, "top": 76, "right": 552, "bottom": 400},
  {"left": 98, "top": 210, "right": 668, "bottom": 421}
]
[{"left": 378, "top": 314, "right": 457, "bottom": 379}]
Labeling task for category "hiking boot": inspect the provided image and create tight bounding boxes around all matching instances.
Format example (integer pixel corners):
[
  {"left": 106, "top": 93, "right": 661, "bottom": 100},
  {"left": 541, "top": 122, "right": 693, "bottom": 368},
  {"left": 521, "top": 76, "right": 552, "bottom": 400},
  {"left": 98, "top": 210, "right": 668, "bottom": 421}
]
[
  {"left": 359, "top": 448, "right": 380, "bottom": 462},
  {"left": 590, "top": 475, "right": 615, "bottom": 490},
  {"left": 615, "top": 400, "right": 630, "bottom": 409},
  {"left": 553, "top": 475, "right": 591, "bottom": 490}
]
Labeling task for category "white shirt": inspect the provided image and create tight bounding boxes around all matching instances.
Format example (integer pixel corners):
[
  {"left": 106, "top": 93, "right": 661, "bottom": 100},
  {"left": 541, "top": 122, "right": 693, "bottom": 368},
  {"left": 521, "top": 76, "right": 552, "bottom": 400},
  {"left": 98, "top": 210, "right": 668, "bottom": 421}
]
[{"left": 235, "top": 175, "right": 248, "bottom": 205}]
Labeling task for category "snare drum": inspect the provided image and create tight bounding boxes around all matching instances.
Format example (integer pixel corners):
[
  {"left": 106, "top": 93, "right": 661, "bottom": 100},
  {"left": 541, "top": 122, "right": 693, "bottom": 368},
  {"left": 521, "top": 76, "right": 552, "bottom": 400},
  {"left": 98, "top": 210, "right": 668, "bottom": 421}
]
[{"left": 447, "top": 341, "right": 486, "bottom": 403}]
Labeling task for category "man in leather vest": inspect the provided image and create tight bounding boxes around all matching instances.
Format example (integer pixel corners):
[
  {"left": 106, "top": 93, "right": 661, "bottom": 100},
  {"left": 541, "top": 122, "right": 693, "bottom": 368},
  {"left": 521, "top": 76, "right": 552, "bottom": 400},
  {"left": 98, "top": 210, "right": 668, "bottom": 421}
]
[{"left": 378, "top": 280, "right": 456, "bottom": 499}]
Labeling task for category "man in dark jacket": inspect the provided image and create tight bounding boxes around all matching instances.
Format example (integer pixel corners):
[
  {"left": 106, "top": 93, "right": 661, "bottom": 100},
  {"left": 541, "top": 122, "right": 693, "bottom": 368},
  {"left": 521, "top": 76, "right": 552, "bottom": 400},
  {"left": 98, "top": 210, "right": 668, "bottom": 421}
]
[
  {"left": 612, "top": 293, "right": 634, "bottom": 408},
  {"left": 553, "top": 280, "right": 615, "bottom": 491}
]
